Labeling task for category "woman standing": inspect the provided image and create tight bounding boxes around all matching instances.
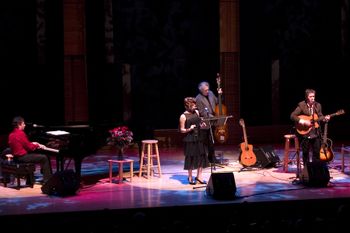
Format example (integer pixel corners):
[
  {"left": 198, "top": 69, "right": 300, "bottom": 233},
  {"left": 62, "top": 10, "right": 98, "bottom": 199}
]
[{"left": 179, "top": 97, "right": 209, "bottom": 185}]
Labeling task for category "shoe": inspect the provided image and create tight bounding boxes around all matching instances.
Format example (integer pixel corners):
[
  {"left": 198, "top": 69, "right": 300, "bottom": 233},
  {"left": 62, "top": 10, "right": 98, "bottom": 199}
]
[
  {"left": 188, "top": 177, "right": 196, "bottom": 185},
  {"left": 195, "top": 177, "right": 207, "bottom": 184}
]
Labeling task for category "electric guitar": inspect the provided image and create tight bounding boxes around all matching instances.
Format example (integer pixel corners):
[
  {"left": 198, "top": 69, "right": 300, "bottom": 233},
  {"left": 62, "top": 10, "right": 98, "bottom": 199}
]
[
  {"left": 319, "top": 122, "right": 334, "bottom": 162},
  {"left": 238, "top": 119, "right": 257, "bottom": 167},
  {"left": 295, "top": 109, "right": 345, "bottom": 135}
]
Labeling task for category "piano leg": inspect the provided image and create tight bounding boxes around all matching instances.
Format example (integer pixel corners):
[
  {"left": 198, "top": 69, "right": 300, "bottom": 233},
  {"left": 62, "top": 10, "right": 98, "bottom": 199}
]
[
  {"left": 46, "top": 155, "right": 53, "bottom": 174},
  {"left": 56, "top": 156, "right": 65, "bottom": 172},
  {"left": 74, "top": 157, "right": 82, "bottom": 179}
]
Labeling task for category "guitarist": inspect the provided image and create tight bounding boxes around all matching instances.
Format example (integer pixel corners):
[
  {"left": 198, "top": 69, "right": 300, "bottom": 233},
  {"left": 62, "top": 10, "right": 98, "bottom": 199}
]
[
  {"left": 290, "top": 89, "right": 330, "bottom": 165},
  {"left": 195, "top": 81, "right": 222, "bottom": 164}
]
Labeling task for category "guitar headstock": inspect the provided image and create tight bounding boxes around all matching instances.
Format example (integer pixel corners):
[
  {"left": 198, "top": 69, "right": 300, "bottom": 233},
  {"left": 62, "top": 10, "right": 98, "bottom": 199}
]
[
  {"left": 239, "top": 118, "right": 245, "bottom": 128},
  {"left": 336, "top": 109, "right": 345, "bottom": 115}
]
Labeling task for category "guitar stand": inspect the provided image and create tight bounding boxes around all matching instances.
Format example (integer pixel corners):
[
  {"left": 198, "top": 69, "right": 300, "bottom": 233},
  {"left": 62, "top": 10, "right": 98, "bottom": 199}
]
[
  {"left": 238, "top": 166, "right": 259, "bottom": 172},
  {"left": 211, "top": 161, "right": 225, "bottom": 169}
]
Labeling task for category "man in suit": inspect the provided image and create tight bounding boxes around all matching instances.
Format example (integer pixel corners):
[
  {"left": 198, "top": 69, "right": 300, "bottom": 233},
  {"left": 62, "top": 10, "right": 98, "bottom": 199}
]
[
  {"left": 195, "top": 81, "right": 222, "bottom": 164},
  {"left": 290, "top": 89, "right": 330, "bottom": 164}
]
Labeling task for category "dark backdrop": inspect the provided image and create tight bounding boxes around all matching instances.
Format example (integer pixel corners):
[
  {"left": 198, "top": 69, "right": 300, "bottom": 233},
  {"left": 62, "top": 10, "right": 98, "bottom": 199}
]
[
  {"left": 1, "top": 0, "right": 349, "bottom": 142},
  {"left": 0, "top": 1, "right": 63, "bottom": 134},
  {"left": 86, "top": 0, "right": 220, "bottom": 140},
  {"left": 240, "top": 0, "right": 348, "bottom": 129}
]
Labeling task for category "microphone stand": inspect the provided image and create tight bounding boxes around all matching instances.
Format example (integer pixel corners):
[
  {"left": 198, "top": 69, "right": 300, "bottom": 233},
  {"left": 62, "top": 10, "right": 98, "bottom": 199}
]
[
  {"left": 193, "top": 115, "right": 233, "bottom": 190},
  {"left": 207, "top": 117, "right": 217, "bottom": 172},
  {"left": 193, "top": 112, "right": 215, "bottom": 190}
]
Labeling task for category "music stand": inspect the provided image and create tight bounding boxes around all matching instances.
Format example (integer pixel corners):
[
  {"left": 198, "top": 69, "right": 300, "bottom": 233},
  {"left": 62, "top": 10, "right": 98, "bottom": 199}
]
[
  {"left": 202, "top": 115, "right": 233, "bottom": 169},
  {"left": 193, "top": 115, "right": 233, "bottom": 190},
  {"left": 201, "top": 115, "right": 233, "bottom": 143}
]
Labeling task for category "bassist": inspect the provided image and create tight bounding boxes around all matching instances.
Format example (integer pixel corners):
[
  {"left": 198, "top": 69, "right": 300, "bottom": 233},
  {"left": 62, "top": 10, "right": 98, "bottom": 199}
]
[
  {"left": 196, "top": 81, "right": 222, "bottom": 164},
  {"left": 290, "top": 89, "right": 330, "bottom": 165}
]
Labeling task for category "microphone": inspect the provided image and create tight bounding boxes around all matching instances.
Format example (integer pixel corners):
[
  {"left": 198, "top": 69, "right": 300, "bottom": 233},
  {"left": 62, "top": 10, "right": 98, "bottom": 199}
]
[
  {"left": 33, "top": 123, "right": 44, "bottom": 128},
  {"left": 204, "top": 107, "right": 210, "bottom": 117}
]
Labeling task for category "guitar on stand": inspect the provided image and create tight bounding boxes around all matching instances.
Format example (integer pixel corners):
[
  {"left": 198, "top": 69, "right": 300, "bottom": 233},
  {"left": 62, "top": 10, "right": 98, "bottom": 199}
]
[
  {"left": 238, "top": 119, "right": 257, "bottom": 168},
  {"left": 319, "top": 122, "right": 334, "bottom": 162},
  {"left": 214, "top": 73, "right": 229, "bottom": 144}
]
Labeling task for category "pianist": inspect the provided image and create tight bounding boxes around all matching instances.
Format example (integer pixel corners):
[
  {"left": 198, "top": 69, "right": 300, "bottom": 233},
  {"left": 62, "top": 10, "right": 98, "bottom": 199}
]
[{"left": 8, "top": 116, "right": 52, "bottom": 184}]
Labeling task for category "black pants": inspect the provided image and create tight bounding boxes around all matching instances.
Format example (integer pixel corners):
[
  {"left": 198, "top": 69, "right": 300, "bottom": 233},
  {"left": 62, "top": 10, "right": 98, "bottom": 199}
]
[
  {"left": 299, "top": 136, "right": 321, "bottom": 164},
  {"left": 15, "top": 153, "right": 52, "bottom": 183}
]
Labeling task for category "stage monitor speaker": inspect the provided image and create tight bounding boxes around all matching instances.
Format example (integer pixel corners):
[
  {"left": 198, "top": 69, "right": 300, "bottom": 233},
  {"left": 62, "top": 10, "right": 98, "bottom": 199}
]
[
  {"left": 253, "top": 146, "right": 280, "bottom": 168},
  {"left": 206, "top": 172, "right": 236, "bottom": 200},
  {"left": 301, "top": 161, "right": 330, "bottom": 187},
  {"left": 41, "top": 169, "right": 80, "bottom": 196}
]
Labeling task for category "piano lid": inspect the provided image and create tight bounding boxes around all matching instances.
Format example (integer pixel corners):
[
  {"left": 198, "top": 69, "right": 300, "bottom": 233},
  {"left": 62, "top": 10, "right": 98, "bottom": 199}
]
[{"left": 53, "top": 124, "right": 90, "bottom": 128}]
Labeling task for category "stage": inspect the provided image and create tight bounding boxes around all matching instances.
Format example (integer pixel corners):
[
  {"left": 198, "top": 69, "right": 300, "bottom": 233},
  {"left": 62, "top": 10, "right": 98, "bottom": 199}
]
[{"left": 1, "top": 143, "right": 350, "bottom": 232}]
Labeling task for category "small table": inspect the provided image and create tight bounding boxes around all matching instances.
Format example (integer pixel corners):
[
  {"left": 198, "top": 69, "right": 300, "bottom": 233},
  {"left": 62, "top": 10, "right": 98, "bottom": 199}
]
[{"left": 108, "top": 159, "right": 134, "bottom": 183}]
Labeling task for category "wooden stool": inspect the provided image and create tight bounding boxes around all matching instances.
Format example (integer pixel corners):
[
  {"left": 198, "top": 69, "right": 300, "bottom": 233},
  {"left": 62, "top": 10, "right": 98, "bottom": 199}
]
[
  {"left": 341, "top": 144, "right": 350, "bottom": 172},
  {"left": 283, "top": 134, "right": 300, "bottom": 175},
  {"left": 108, "top": 159, "right": 134, "bottom": 183},
  {"left": 139, "top": 139, "right": 162, "bottom": 179}
]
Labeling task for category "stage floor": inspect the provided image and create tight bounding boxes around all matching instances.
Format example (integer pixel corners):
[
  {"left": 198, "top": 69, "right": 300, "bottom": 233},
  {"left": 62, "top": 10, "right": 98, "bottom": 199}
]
[
  {"left": 1, "top": 143, "right": 350, "bottom": 232},
  {"left": 1, "top": 143, "right": 350, "bottom": 214}
]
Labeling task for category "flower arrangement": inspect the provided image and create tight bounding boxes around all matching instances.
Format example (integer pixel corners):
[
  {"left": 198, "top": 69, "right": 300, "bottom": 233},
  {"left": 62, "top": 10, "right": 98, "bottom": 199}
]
[{"left": 107, "top": 126, "right": 134, "bottom": 150}]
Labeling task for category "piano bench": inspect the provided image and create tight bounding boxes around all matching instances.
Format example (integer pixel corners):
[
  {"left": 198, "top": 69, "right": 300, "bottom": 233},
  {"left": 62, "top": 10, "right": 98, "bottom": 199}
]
[
  {"left": 1, "top": 162, "right": 36, "bottom": 190},
  {"left": 108, "top": 159, "right": 134, "bottom": 183}
]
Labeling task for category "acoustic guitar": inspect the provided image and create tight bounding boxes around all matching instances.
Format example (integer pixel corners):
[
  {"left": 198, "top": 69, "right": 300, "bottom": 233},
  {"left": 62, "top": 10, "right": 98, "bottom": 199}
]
[
  {"left": 295, "top": 109, "right": 345, "bottom": 135},
  {"left": 238, "top": 119, "right": 257, "bottom": 167},
  {"left": 319, "top": 122, "right": 334, "bottom": 162},
  {"left": 214, "top": 73, "right": 228, "bottom": 144}
]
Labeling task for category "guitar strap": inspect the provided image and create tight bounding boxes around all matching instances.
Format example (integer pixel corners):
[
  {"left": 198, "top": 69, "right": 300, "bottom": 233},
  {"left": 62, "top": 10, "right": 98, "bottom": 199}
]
[
  {"left": 311, "top": 105, "right": 314, "bottom": 123},
  {"left": 306, "top": 103, "right": 318, "bottom": 139},
  {"left": 310, "top": 106, "right": 314, "bottom": 116}
]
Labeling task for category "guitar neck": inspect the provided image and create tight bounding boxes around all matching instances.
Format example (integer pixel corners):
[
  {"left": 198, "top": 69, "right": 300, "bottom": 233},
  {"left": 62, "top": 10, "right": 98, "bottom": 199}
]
[
  {"left": 242, "top": 126, "right": 248, "bottom": 149},
  {"left": 329, "top": 112, "right": 338, "bottom": 118},
  {"left": 216, "top": 73, "right": 223, "bottom": 115},
  {"left": 218, "top": 94, "right": 223, "bottom": 115}
]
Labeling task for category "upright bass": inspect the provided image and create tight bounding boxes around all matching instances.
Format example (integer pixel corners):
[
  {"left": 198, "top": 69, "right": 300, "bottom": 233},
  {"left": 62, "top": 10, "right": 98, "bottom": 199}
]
[{"left": 214, "top": 73, "right": 229, "bottom": 144}]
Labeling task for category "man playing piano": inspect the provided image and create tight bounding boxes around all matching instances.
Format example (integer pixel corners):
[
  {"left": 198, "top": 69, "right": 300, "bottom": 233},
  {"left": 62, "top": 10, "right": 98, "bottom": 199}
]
[{"left": 8, "top": 116, "right": 52, "bottom": 184}]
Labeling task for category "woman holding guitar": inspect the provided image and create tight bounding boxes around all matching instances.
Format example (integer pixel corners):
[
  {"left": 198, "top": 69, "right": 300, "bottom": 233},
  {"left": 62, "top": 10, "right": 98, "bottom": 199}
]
[
  {"left": 195, "top": 80, "right": 222, "bottom": 164},
  {"left": 290, "top": 89, "right": 330, "bottom": 165}
]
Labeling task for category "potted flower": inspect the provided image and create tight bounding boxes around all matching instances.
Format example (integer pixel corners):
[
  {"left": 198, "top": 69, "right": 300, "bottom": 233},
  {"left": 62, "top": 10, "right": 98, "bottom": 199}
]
[{"left": 107, "top": 126, "right": 134, "bottom": 160}]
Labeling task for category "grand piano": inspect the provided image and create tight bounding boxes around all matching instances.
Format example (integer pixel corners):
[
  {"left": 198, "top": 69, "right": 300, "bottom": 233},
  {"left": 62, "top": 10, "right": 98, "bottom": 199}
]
[{"left": 28, "top": 124, "right": 100, "bottom": 178}]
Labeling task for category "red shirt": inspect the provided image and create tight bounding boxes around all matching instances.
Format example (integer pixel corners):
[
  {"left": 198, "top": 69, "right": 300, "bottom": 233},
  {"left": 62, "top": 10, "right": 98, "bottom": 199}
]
[{"left": 8, "top": 128, "right": 39, "bottom": 157}]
